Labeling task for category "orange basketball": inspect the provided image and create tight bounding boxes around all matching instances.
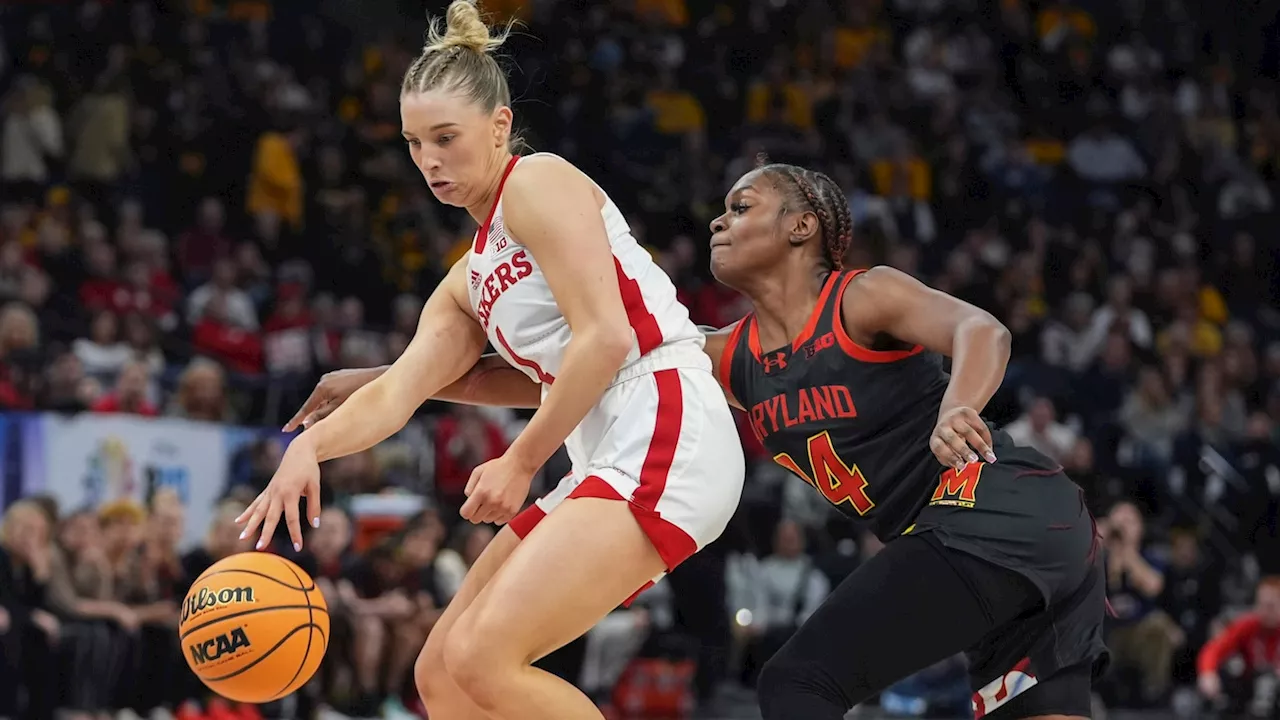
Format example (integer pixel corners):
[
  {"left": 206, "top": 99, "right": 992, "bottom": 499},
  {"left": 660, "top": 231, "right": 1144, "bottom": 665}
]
[{"left": 179, "top": 552, "right": 329, "bottom": 704}]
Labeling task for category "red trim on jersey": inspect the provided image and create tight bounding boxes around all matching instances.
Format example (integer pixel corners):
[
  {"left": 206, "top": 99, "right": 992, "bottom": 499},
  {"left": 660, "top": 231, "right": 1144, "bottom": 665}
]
[
  {"left": 507, "top": 503, "right": 546, "bottom": 539},
  {"left": 745, "top": 271, "right": 841, "bottom": 361},
  {"left": 717, "top": 318, "right": 748, "bottom": 392},
  {"left": 832, "top": 269, "right": 925, "bottom": 363},
  {"left": 504, "top": 370, "right": 698, "bottom": 606},
  {"left": 613, "top": 257, "right": 664, "bottom": 355},
  {"left": 495, "top": 327, "right": 555, "bottom": 384},
  {"left": 473, "top": 155, "right": 522, "bottom": 254}
]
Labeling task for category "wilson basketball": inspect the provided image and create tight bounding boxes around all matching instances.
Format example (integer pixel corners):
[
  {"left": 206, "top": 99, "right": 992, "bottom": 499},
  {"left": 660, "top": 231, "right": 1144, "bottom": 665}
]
[{"left": 179, "top": 552, "right": 329, "bottom": 703}]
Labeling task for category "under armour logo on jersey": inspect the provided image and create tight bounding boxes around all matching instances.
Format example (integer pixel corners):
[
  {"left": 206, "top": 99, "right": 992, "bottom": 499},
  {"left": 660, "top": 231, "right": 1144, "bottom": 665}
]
[
  {"left": 469, "top": 270, "right": 482, "bottom": 290},
  {"left": 762, "top": 352, "right": 788, "bottom": 373}
]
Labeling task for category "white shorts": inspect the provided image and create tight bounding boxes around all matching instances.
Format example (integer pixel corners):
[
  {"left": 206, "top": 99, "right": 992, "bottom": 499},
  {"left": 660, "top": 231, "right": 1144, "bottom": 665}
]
[{"left": 507, "top": 355, "right": 745, "bottom": 594}]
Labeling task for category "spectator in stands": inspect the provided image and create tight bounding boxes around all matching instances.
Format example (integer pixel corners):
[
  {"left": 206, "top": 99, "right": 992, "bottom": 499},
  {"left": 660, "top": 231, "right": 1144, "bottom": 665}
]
[
  {"left": 1, "top": 77, "right": 62, "bottom": 204},
  {"left": 432, "top": 405, "right": 509, "bottom": 512},
  {"left": 175, "top": 198, "right": 233, "bottom": 288},
  {"left": 339, "top": 541, "right": 419, "bottom": 717},
  {"left": 187, "top": 258, "right": 260, "bottom": 331},
  {"left": 91, "top": 358, "right": 158, "bottom": 417},
  {"left": 739, "top": 520, "right": 830, "bottom": 685},
  {"left": 298, "top": 507, "right": 356, "bottom": 710},
  {"left": 1005, "top": 396, "right": 1077, "bottom": 463},
  {"left": 46, "top": 509, "right": 131, "bottom": 720},
  {"left": 1198, "top": 576, "right": 1280, "bottom": 716},
  {"left": 1119, "top": 364, "right": 1189, "bottom": 466},
  {"left": 0, "top": 301, "right": 41, "bottom": 408},
  {"left": 0, "top": 500, "right": 59, "bottom": 720},
  {"left": 435, "top": 524, "right": 494, "bottom": 602},
  {"left": 1104, "top": 500, "right": 1181, "bottom": 706},
  {"left": 72, "top": 310, "right": 132, "bottom": 381},
  {"left": 1162, "top": 528, "right": 1222, "bottom": 688},
  {"left": 167, "top": 357, "right": 234, "bottom": 423},
  {"left": 66, "top": 72, "right": 131, "bottom": 215}
]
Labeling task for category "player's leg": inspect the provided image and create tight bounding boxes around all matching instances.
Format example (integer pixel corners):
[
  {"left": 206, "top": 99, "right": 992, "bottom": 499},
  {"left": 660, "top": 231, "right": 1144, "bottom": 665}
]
[
  {"left": 441, "top": 497, "right": 667, "bottom": 719},
  {"left": 441, "top": 367, "right": 743, "bottom": 720},
  {"left": 414, "top": 472, "right": 576, "bottom": 718},
  {"left": 756, "top": 531, "right": 1042, "bottom": 720},
  {"left": 413, "top": 524, "right": 520, "bottom": 718}
]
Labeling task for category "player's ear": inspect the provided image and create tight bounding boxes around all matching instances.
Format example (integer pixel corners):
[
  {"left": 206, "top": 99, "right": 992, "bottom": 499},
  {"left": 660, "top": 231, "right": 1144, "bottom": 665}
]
[
  {"left": 787, "top": 210, "right": 819, "bottom": 247},
  {"left": 491, "top": 106, "right": 513, "bottom": 149}
]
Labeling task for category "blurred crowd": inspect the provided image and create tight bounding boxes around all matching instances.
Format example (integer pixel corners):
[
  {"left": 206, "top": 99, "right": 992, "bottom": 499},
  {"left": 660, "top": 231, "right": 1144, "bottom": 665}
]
[{"left": 2, "top": 0, "right": 1280, "bottom": 717}]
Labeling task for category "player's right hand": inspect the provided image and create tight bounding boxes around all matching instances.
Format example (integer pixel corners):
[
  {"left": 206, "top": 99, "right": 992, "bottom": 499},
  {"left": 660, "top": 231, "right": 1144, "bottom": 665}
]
[
  {"left": 237, "top": 437, "right": 323, "bottom": 552},
  {"left": 1197, "top": 672, "right": 1222, "bottom": 699},
  {"left": 284, "top": 367, "right": 385, "bottom": 432}
]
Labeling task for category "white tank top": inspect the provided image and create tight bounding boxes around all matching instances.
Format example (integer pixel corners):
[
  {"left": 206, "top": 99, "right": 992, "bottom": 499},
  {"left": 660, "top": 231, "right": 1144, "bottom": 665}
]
[{"left": 465, "top": 154, "right": 708, "bottom": 394}]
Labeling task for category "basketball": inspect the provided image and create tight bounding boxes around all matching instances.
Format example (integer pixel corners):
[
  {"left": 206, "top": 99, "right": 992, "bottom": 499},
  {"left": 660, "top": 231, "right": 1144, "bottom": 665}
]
[{"left": 179, "top": 552, "right": 329, "bottom": 704}]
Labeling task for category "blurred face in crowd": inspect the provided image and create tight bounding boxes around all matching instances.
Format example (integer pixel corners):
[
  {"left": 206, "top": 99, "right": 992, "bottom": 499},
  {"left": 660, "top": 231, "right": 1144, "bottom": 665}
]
[
  {"left": 462, "top": 525, "right": 494, "bottom": 566},
  {"left": 400, "top": 524, "right": 440, "bottom": 569},
  {"left": 59, "top": 511, "right": 100, "bottom": 554},
  {"left": 101, "top": 516, "right": 144, "bottom": 555},
  {"left": 311, "top": 509, "right": 352, "bottom": 560},
  {"left": 1258, "top": 583, "right": 1280, "bottom": 628},
  {"left": 1108, "top": 501, "right": 1144, "bottom": 546},
  {"left": 150, "top": 497, "right": 185, "bottom": 549},
  {"left": 0, "top": 502, "right": 50, "bottom": 558},
  {"left": 709, "top": 169, "right": 819, "bottom": 290},
  {"left": 401, "top": 89, "right": 514, "bottom": 209},
  {"left": 90, "top": 311, "right": 119, "bottom": 345},
  {"left": 774, "top": 519, "right": 805, "bottom": 559},
  {"left": 116, "top": 360, "right": 150, "bottom": 400}
]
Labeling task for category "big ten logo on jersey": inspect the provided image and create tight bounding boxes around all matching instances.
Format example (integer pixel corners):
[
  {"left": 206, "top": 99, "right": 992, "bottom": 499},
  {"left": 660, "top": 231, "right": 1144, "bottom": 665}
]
[
  {"left": 929, "top": 462, "right": 985, "bottom": 509},
  {"left": 182, "top": 586, "right": 257, "bottom": 625},
  {"left": 488, "top": 217, "right": 508, "bottom": 254},
  {"left": 748, "top": 385, "right": 856, "bottom": 441},
  {"left": 802, "top": 331, "right": 836, "bottom": 358},
  {"left": 189, "top": 627, "right": 252, "bottom": 667},
  {"left": 475, "top": 249, "right": 534, "bottom": 328}
]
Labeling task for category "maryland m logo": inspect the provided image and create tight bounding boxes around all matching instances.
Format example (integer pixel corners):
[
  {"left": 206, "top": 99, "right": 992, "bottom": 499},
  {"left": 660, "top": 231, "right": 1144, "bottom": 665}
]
[{"left": 930, "top": 462, "right": 984, "bottom": 508}]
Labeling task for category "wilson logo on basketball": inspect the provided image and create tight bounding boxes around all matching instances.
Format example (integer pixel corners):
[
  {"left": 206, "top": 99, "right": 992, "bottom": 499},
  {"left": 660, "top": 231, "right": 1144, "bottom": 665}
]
[
  {"left": 189, "top": 627, "right": 252, "bottom": 666},
  {"left": 182, "top": 586, "right": 256, "bottom": 624}
]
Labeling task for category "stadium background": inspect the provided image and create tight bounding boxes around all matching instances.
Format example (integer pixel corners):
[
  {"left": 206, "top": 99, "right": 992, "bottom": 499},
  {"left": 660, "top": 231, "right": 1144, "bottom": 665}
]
[{"left": 1, "top": 0, "right": 1279, "bottom": 718}]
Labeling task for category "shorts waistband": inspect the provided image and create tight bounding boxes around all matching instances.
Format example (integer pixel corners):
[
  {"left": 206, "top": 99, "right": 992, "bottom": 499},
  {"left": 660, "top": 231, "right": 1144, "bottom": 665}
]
[{"left": 612, "top": 341, "right": 712, "bottom": 386}]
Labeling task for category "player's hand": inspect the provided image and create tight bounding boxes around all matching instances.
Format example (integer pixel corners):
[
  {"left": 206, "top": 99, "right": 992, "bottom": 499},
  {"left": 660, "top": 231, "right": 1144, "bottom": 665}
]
[
  {"left": 930, "top": 406, "right": 996, "bottom": 472},
  {"left": 459, "top": 452, "right": 537, "bottom": 525},
  {"left": 284, "top": 367, "right": 385, "bottom": 432},
  {"left": 1198, "top": 671, "right": 1222, "bottom": 699},
  {"left": 236, "top": 438, "right": 323, "bottom": 551}
]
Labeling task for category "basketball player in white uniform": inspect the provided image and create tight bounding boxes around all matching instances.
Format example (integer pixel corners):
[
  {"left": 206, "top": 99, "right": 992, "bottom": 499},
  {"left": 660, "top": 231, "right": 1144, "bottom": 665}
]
[{"left": 235, "top": 3, "right": 744, "bottom": 720}]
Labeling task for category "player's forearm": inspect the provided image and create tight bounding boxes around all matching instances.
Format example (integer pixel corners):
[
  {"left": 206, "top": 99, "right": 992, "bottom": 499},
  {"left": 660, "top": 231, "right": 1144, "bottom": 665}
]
[
  {"left": 434, "top": 355, "right": 542, "bottom": 408},
  {"left": 939, "top": 316, "right": 1011, "bottom": 415},
  {"left": 300, "top": 378, "right": 418, "bottom": 463},
  {"left": 505, "top": 329, "right": 631, "bottom": 469}
]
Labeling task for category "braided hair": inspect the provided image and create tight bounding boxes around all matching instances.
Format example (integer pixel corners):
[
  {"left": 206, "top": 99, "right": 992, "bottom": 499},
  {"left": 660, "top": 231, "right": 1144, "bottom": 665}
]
[
  {"left": 401, "top": 1, "right": 514, "bottom": 122},
  {"left": 755, "top": 156, "right": 854, "bottom": 271}
]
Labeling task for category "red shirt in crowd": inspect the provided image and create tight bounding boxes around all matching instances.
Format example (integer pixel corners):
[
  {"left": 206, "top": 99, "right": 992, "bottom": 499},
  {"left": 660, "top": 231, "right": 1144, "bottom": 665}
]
[
  {"left": 433, "top": 414, "right": 508, "bottom": 499},
  {"left": 1198, "top": 613, "right": 1280, "bottom": 676},
  {"left": 193, "top": 318, "right": 264, "bottom": 374}
]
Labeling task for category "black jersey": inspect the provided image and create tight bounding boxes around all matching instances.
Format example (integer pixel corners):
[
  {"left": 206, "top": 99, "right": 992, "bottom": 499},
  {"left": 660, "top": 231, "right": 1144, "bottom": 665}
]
[{"left": 722, "top": 270, "right": 950, "bottom": 542}]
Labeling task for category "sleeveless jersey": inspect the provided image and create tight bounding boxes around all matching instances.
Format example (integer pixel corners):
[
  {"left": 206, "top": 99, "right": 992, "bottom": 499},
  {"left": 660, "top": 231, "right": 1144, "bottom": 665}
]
[
  {"left": 721, "top": 270, "right": 950, "bottom": 542},
  {"left": 466, "top": 154, "right": 705, "bottom": 389}
]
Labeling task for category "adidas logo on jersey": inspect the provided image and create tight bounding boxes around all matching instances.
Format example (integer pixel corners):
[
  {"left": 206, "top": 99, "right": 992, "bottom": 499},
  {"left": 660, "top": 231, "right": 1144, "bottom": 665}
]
[{"left": 469, "top": 270, "right": 482, "bottom": 290}]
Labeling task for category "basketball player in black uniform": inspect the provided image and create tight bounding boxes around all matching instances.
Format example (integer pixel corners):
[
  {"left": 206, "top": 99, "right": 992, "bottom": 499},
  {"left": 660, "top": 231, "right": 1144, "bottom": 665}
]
[
  {"left": 700, "top": 161, "right": 1108, "bottom": 720},
  {"left": 286, "top": 162, "right": 1108, "bottom": 719}
]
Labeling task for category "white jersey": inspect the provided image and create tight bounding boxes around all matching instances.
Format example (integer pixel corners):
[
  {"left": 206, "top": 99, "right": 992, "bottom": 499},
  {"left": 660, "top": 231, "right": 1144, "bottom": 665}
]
[{"left": 466, "top": 154, "right": 708, "bottom": 390}]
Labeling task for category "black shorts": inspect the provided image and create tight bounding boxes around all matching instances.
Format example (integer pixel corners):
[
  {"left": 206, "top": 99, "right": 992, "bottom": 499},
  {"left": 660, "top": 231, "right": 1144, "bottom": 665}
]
[{"left": 761, "top": 530, "right": 1107, "bottom": 719}]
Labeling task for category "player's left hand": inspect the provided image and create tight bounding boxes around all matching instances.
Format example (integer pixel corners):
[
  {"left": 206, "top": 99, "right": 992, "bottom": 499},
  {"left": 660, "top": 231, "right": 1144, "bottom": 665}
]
[
  {"left": 930, "top": 406, "right": 997, "bottom": 472},
  {"left": 459, "top": 452, "right": 537, "bottom": 525},
  {"left": 236, "top": 438, "right": 323, "bottom": 552}
]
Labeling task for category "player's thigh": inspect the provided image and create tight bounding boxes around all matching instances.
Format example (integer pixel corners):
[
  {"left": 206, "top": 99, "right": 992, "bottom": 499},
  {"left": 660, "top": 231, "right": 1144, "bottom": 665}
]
[
  {"left": 761, "top": 532, "right": 1005, "bottom": 708},
  {"left": 447, "top": 497, "right": 668, "bottom": 669}
]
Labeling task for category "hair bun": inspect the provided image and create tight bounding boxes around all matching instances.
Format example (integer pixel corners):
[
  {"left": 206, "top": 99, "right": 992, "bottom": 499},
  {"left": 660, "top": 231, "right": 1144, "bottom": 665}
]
[{"left": 425, "top": 0, "right": 507, "bottom": 55}]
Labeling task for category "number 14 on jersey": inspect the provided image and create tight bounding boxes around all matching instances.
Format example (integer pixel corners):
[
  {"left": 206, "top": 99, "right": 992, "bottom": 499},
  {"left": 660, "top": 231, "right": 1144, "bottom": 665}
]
[{"left": 772, "top": 431, "right": 876, "bottom": 515}]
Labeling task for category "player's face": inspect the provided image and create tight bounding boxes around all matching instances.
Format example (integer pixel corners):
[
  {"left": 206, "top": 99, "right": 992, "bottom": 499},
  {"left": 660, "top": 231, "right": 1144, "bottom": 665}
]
[
  {"left": 401, "top": 89, "right": 514, "bottom": 208},
  {"left": 708, "top": 170, "right": 790, "bottom": 290}
]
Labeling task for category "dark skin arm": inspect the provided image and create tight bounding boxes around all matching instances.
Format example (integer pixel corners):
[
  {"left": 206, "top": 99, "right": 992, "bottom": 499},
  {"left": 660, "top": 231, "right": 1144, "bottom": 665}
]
[{"left": 839, "top": 266, "right": 1011, "bottom": 471}]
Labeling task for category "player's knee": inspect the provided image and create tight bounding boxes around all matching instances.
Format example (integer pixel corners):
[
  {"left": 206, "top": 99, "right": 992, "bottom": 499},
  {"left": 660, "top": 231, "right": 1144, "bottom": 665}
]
[
  {"left": 757, "top": 650, "right": 848, "bottom": 719},
  {"left": 440, "top": 622, "right": 505, "bottom": 710},
  {"left": 413, "top": 631, "right": 448, "bottom": 702}
]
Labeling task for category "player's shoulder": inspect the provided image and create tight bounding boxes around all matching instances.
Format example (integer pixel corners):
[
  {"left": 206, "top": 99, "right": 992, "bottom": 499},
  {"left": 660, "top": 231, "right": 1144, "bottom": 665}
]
[{"left": 506, "top": 152, "right": 584, "bottom": 191}]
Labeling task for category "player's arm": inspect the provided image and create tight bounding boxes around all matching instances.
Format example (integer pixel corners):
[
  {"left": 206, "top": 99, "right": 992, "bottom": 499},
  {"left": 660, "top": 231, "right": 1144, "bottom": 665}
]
[
  {"left": 840, "top": 266, "right": 1010, "bottom": 466},
  {"left": 1197, "top": 614, "right": 1256, "bottom": 679},
  {"left": 496, "top": 156, "right": 634, "bottom": 472},
  {"left": 238, "top": 259, "right": 487, "bottom": 548},
  {"left": 300, "top": 258, "right": 488, "bottom": 462},
  {"left": 700, "top": 325, "right": 744, "bottom": 410},
  {"left": 285, "top": 354, "right": 540, "bottom": 431}
]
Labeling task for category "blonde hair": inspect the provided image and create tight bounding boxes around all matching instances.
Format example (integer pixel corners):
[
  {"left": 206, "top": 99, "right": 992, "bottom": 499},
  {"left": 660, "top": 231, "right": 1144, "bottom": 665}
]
[
  {"left": 402, "top": 1, "right": 514, "bottom": 117},
  {"left": 98, "top": 499, "right": 145, "bottom": 527}
]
